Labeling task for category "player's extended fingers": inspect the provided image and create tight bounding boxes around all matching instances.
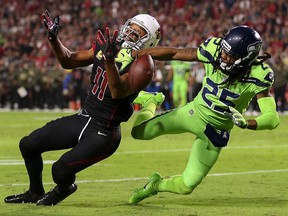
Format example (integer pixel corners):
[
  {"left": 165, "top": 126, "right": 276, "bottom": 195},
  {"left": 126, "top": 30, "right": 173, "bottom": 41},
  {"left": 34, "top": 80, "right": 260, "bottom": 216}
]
[
  {"left": 42, "top": 11, "right": 53, "bottom": 26},
  {"left": 42, "top": 12, "right": 48, "bottom": 23},
  {"left": 54, "top": 15, "right": 60, "bottom": 25},
  {"left": 96, "top": 36, "right": 103, "bottom": 45},
  {"left": 228, "top": 106, "right": 239, "bottom": 114},
  {"left": 43, "top": 19, "right": 49, "bottom": 29},
  {"left": 45, "top": 10, "right": 51, "bottom": 19},
  {"left": 96, "top": 36, "right": 102, "bottom": 45},
  {"left": 105, "top": 27, "right": 112, "bottom": 42},
  {"left": 96, "top": 30, "right": 106, "bottom": 45},
  {"left": 112, "top": 30, "right": 118, "bottom": 42},
  {"left": 235, "top": 114, "right": 242, "bottom": 118}
]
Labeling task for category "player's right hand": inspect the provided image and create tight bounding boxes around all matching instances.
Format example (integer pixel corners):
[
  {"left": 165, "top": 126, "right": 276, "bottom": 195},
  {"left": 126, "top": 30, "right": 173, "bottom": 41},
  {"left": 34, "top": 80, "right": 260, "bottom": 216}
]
[
  {"left": 224, "top": 106, "right": 247, "bottom": 129},
  {"left": 96, "top": 27, "right": 123, "bottom": 62},
  {"left": 42, "top": 10, "right": 60, "bottom": 41}
]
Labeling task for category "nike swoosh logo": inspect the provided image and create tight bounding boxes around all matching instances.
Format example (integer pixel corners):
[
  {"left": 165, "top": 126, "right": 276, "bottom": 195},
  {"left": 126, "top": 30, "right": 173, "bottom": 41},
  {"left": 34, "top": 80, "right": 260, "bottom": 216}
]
[{"left": 98, "top": 131, "right": 107, "bottom": 136}]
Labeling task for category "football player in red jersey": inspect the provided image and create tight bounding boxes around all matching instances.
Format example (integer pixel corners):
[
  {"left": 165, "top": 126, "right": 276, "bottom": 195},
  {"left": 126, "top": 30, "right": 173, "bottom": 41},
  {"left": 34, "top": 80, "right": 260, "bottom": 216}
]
[{"left": 4, "top": 11, "right": 162, "bottom": 206}]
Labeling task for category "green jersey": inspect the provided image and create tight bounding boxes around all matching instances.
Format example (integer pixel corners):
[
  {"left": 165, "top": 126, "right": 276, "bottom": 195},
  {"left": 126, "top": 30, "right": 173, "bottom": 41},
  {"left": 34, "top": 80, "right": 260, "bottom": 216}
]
[
  {"left": 194, "top": 37, "right": 274, "bottom": 130},
  {"left": 170, "top": 60, "right": 191, "bottom": 83}
]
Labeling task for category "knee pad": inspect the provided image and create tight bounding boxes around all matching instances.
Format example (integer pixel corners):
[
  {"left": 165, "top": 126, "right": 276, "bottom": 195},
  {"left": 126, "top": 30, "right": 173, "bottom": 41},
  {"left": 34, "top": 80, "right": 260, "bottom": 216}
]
[{"left": 52, "top": 160, "right": 75, "bottom": 187}]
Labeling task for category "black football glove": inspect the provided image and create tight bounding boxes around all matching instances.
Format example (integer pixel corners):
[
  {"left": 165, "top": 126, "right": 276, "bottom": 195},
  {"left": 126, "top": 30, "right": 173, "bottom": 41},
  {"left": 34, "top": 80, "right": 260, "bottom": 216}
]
[
  {"left": 96, "top": 27, "right": 123, "bottom": 62},
  {"left": 42, "top": 10, "right": 60, "bottom": 41}
]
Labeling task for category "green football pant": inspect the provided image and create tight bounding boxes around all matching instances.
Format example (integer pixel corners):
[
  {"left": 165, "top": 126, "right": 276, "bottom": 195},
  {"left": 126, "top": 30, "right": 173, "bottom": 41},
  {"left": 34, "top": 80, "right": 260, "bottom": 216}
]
[{"left": 132, "top": 101, "right": 221, "bottom": 194}]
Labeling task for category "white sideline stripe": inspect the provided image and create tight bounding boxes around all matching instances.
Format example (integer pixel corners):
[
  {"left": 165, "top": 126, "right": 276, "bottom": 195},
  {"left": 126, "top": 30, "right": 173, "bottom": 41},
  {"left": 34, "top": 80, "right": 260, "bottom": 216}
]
[{"left": 0, "top": 169, "right": 288, "bottom": 187}]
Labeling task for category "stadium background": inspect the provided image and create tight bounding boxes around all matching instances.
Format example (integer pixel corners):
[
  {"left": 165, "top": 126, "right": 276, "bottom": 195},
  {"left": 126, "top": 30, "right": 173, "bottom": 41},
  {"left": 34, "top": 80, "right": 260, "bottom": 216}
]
[
  {"left": 0, "top": 0, "right": 287, "bottom": 112},
  {"left": 0, "top": 1, "right": 288, "bottom": 215}
]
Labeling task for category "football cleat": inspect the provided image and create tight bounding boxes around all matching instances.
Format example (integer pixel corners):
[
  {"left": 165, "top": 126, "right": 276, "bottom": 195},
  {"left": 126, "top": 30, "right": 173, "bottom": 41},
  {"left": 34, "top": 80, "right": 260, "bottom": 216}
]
[
  {"left": 4, "top": 190, "right": 44, "bottom": 204},
  {"left": 133, "top": 91, "right": 165, "bottom": 107},
  {"left": 128, "top": 172, "right": 162, "bottom": 204},
  {"left": 36, "top": 183, "right": 77, "bottom": 206}
]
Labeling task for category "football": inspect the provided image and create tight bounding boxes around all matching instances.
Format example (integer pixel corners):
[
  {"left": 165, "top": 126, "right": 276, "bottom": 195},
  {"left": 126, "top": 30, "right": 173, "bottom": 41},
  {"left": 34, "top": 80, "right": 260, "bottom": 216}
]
[{"left": 128, "top": 54, "right": 155, "bottom": 92}]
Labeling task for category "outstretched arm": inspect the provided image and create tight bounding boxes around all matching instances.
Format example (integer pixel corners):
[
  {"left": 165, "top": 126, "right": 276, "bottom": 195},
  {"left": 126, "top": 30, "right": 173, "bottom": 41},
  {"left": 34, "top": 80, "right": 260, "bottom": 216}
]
[
  {"left": 132, "top": 47, "right": 199, "bottom": 61},
  {"left": 42, "top": 10, "right": 94, "bottom": 69},
  {"left": 252, "top": 89, "right": 280, "bottom": 130},
  {"left": 49, "top": 40, "right": 94, "bottom": 69},
  {"left": 244, "top": 89, "right": 279, "bottom": 130},
  {"left": 225, "top": 89, "right": 280, "bottom": 130}
]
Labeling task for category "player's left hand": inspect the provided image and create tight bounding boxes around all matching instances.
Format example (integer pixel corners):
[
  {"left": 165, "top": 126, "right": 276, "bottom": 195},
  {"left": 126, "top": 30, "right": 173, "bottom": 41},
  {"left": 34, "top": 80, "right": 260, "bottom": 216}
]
[
  {"left": 42, "top": 10, "right": 60, "bottom": 41},
  {"left": 224, "top": 106, "right": 247, "bottom": 129},
  {"left": 96, "top": 27, "right": 123, "bottom": 62}
]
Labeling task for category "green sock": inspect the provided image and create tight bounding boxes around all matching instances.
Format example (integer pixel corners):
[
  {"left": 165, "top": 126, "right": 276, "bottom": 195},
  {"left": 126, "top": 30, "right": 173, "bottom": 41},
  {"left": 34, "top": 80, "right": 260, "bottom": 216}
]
[{"left": 157, "top": 175, "right": 193, "bottom": 194}]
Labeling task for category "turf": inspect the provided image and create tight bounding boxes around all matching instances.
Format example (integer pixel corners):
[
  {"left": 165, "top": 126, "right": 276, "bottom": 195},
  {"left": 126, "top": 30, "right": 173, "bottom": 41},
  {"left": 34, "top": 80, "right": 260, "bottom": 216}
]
[{"left": 0, "top": 111, "right": 287, "bottom": 216}]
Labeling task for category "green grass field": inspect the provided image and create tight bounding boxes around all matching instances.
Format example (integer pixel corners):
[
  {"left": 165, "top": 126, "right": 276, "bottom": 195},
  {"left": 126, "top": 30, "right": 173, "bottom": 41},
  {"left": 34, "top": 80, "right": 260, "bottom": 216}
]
[{"left": 0, "top": 111, "right": 287, "bottom": 216}]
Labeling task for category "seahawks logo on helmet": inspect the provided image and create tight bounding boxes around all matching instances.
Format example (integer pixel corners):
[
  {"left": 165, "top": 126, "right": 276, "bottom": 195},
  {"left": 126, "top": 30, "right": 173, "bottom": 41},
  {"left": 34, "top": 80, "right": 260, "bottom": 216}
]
[{"left": 247, "top": 41, "right": 262, "bottom": 53}]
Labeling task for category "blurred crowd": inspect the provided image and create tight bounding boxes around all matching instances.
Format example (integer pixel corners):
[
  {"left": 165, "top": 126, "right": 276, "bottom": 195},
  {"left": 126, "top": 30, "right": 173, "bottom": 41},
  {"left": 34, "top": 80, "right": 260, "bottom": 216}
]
[{"left": 0, "top": 0, "right": 288, "bottom": 112}]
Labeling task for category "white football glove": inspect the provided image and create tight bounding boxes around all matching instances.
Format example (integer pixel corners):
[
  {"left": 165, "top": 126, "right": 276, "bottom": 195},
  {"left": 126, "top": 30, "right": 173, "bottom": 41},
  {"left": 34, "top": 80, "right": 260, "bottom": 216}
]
[{"left": 224, "top": 106, "right": 247, "bottom": 129}]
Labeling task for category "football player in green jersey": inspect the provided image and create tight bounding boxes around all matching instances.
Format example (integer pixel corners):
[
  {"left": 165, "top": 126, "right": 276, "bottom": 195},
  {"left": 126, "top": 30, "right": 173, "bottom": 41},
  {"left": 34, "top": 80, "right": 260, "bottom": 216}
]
[
  {"left": 128, "top": 26, "right": 280, "bottom": 204},
  {"left": 168, "top": 60, "right": 191, "bottom": 107}
]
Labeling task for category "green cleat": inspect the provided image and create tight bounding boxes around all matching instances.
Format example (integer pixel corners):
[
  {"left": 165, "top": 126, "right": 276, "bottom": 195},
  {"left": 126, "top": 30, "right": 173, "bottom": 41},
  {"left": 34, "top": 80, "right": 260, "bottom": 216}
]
[
  {"left": 133, "top": 91, "right": 165, "bottom": 107},
  {"left": 128, "top": 172, "right": 162, "bottom": 204}
]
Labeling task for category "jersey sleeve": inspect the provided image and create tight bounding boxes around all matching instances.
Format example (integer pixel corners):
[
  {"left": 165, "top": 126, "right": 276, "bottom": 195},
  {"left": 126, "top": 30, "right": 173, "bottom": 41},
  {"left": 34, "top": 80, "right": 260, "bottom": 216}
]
[
  {"left": 196, "top": 37, "right": 221, "bottom": 76},
  {"left": 248, "top": 63, "right": 274, "bottom": 94},
  {"left": 197, "top": 37, "right": 221, "bottom": 62}
]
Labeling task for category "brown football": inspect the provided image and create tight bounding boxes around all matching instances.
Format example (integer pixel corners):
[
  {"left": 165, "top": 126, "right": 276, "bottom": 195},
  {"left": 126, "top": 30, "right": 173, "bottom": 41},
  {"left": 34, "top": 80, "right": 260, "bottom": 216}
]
[{"left": 128, "top": 54, "right": 155, "bottom": 92}]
